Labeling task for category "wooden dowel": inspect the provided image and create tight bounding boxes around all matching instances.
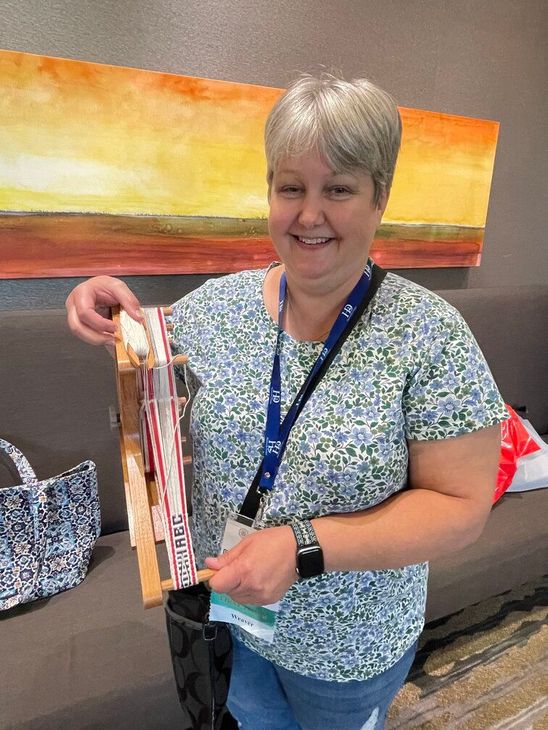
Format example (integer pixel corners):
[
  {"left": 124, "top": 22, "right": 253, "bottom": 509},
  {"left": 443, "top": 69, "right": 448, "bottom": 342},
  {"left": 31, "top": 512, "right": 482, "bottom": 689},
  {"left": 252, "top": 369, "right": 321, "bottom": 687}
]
[
  {"left": 160, "top": 568, "right": 216, "bottom": 593},
  {"left": 163, "top": 307, "right": 173, "bottom": 316},
  {"left": 197, "top": 568, "right": 216, "bottom": 582}
]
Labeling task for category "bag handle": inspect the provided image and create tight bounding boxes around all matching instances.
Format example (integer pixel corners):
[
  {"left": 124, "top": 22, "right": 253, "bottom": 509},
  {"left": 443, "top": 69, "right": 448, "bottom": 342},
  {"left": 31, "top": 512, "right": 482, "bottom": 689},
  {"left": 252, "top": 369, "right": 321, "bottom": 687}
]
[{"left": 0, "top": 438, "right": 38, "bottom": 484}]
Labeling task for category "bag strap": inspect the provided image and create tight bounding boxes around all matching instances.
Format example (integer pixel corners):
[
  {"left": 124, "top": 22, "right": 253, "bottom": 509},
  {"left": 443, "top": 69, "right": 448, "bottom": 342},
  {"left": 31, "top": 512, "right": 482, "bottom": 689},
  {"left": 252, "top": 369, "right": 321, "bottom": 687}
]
[
  {"left": 0, "top": 438, "right": 38, "bottom": 484},
  {"left": 240, "top": 263, "right": 387, "bottom": 520}
]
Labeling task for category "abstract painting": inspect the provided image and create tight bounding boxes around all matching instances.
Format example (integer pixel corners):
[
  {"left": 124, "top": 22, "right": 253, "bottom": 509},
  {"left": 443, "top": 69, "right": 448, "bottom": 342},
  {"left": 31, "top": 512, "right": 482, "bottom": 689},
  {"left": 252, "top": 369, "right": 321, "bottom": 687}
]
[{"left": 0, "top": 50, "right": 499, "bottom": 278}]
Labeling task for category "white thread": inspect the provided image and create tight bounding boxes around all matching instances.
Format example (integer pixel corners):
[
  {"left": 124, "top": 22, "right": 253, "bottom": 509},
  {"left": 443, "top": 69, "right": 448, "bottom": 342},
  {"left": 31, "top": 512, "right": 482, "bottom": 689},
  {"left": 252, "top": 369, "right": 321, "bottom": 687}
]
[
  {"left": 180, "top": 363, "right": 192, "bottom": 420},
  {"left": 119, "top": 310, "right": 149, "bottom": 360}
]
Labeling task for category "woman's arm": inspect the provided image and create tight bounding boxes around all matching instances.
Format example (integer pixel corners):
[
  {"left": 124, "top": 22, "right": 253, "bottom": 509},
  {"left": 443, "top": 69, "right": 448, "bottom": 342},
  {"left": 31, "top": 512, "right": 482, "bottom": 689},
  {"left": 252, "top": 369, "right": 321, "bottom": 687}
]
[
  {"left": 206, "top": 424, "right": 501, "bottom": 604},
  {"left": 312, "top": 423, "right": 501, "bottom": 571},
  {"left": 65, "top": 275, "right": 143, "bottom": 345}
]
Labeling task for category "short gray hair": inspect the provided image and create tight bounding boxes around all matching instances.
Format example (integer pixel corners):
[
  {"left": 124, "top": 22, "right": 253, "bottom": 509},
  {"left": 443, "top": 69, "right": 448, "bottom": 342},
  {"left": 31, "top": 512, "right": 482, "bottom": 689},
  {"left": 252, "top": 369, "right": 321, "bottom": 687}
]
[{"left": 265, "top": 73, "right": 402, "bottom": 204}]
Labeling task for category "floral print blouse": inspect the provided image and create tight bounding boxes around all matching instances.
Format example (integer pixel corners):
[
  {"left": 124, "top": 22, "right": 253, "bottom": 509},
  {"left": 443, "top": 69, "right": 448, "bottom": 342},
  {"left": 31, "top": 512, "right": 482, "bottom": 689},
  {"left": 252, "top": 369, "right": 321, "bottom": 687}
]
[{"left": 170, "top": 265, "right": 507, "bottom": 681}]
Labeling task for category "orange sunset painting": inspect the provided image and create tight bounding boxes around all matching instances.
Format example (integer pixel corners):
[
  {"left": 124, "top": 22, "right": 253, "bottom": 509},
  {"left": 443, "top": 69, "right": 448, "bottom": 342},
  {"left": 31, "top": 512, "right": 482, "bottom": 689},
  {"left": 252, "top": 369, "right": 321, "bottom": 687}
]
[{"left": 0, "top": 50, "right": 499, "bottom": 278}]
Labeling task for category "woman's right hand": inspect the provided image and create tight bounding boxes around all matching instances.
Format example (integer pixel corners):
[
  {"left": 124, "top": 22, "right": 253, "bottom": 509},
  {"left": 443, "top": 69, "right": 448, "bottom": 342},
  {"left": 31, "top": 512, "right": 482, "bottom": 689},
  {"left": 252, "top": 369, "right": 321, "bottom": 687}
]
[{"left": 65, "top": 275, "right": 144, "bottom": 346}]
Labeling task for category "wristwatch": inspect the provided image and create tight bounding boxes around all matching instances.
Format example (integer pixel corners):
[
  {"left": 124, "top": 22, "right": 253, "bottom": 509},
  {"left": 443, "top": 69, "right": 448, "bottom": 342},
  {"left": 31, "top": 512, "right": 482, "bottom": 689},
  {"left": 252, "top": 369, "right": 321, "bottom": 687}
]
[{"left": 290, "top": 519, "right": 324, "bottom": 579}]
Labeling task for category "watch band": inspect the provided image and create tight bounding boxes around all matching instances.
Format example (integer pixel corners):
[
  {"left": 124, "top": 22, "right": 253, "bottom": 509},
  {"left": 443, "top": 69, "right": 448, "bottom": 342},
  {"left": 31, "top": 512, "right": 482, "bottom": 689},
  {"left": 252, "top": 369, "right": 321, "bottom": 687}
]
[
  {"left": 291, "top": 518, "right": 319, "bottom": 548},
  {"left": 290, "top": 519, "right": 324, "bottom": 579}
]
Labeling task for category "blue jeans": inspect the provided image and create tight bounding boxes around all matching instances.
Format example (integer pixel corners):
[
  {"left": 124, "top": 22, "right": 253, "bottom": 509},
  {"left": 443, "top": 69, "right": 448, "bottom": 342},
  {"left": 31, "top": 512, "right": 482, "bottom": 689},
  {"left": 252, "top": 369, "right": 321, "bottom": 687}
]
[{"left": 227, "top": 637, "right": 418, "bottom": 730}]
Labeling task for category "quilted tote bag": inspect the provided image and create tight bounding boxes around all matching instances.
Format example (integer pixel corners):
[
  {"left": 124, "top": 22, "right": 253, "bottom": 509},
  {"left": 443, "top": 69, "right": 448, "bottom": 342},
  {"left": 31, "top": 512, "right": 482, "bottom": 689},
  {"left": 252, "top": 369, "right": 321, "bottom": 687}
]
[{"left": 0, "top": 438, "right": 101, "bottom": 610}]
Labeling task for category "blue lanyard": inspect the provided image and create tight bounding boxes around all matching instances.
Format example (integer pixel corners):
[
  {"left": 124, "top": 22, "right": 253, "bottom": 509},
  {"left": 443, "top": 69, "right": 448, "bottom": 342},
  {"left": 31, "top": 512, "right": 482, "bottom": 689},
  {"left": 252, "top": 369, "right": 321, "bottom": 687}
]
[{"left": 259, "top": 261, "right": 373, "bottom": 492}]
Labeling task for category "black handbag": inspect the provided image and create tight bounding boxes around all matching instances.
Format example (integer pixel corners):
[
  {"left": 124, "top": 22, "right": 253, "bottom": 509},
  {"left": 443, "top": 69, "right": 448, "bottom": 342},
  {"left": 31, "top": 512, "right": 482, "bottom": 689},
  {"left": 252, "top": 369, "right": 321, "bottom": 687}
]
[
  {"left": 164, "top": 264, "right": 386, "bottom": 729},
  {"left": 165, "top": 584, "right": 235, "bottom": 730}
]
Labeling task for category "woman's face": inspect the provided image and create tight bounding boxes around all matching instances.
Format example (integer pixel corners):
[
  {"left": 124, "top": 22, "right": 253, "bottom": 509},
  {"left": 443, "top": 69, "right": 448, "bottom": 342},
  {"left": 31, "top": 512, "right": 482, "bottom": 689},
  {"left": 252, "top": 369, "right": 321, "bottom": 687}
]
[{"left": 268, "top": 153, "right": 387, "bottom": 296}]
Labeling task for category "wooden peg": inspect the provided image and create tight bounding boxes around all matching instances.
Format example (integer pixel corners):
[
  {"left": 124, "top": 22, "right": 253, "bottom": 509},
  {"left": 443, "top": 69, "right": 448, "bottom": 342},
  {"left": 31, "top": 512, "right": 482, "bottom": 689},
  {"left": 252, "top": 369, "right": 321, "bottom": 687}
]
[
  {"left": 172, "top": 354, "right": 188, "bottom": 366},
  {"left": 160, "top": 568, "right": 216, "bottom": 592},
  {"left": 163, "top": 307, "right": 173, "bottom": 317},
  {"left": 197, "top": 568, "right": 216, "bottom": 582},
  {"left": 126, "top": 343, "right": 142, "bottom": 369}
]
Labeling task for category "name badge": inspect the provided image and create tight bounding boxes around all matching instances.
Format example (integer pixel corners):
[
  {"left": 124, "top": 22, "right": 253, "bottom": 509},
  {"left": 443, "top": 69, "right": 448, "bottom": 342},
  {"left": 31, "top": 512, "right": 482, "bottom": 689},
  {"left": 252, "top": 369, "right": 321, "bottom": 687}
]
[
  {"left": 209, "top": 514, "right": 280, "bottom": 643},
  {"left": 220, "top": 514, "right": 257, "bottom": 552}
]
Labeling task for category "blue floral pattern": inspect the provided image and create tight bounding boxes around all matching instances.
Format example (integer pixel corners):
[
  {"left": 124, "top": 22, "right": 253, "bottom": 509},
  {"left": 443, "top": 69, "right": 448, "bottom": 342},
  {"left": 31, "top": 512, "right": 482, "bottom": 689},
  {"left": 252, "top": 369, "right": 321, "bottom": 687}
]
[
  {"left": 170, "top": 266, "right": 507, "bottom": 680},
  {"left": 0, "top": 439, "right": 101, "bottom": 610}
]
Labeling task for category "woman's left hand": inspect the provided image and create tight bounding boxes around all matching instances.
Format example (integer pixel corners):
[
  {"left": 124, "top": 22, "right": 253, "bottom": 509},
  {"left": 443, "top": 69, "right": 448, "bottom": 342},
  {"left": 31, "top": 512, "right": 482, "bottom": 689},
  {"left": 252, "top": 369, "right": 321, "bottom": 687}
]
[{"left": 205, "top": 525, "right": 298, "bottom": 605}]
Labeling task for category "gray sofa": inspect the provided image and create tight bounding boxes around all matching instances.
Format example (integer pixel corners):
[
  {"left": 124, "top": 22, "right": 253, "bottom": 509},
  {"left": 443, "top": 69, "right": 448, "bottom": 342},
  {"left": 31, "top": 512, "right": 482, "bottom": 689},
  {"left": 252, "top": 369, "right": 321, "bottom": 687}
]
[{"left": 1, "top": 284, "right": 547, "bottom": 730}]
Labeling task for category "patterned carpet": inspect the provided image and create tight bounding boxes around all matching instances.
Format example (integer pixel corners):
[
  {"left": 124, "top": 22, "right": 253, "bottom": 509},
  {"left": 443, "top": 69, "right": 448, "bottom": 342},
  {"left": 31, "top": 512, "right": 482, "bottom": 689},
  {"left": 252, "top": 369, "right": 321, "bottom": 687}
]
[{"left": 387, "top": 576, "right": 547, "bottom": 729}]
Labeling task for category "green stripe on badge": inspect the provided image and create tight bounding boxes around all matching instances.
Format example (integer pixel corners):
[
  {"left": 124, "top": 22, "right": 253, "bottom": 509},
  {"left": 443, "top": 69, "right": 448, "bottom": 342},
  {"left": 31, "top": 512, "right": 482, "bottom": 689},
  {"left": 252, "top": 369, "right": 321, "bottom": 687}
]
[{"left": 211, "top": 592, "right": 277, "bottom": 627}]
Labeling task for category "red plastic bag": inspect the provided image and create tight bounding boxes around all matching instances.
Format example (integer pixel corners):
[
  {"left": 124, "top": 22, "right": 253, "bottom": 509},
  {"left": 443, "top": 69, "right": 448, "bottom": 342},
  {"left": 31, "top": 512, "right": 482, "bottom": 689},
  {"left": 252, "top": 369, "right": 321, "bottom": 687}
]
[{"left": 494, "top": 405, "right": 541, "bottom": 503}]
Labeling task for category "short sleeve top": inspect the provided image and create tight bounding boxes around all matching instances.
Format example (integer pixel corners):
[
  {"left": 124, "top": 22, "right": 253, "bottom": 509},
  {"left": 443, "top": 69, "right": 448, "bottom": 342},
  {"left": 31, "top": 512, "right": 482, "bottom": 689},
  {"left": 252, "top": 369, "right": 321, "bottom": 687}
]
[{"left": 170, "top": 266, "right": 507, "bottom": 681}]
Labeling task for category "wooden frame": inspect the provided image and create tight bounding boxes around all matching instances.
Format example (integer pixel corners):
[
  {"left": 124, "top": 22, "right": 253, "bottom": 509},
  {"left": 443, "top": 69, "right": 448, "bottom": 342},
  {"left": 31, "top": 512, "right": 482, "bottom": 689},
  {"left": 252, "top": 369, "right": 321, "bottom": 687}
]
[{"left": 112, "top": 306, "right": 212, "bottom": 608}]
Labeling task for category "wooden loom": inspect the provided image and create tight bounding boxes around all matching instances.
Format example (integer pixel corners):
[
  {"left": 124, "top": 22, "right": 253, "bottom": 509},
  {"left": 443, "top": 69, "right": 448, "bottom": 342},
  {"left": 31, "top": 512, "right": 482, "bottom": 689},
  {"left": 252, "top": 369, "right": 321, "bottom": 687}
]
[{"left": 111, "top": 306, "right": 214, "bottom": 608}]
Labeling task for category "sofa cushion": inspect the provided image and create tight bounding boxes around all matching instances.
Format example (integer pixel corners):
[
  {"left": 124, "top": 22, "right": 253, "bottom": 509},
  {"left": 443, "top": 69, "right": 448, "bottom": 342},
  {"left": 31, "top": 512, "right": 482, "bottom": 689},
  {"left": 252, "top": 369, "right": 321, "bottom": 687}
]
[{"left": 0, "top": 531, "right": 183, "bottom": 730}]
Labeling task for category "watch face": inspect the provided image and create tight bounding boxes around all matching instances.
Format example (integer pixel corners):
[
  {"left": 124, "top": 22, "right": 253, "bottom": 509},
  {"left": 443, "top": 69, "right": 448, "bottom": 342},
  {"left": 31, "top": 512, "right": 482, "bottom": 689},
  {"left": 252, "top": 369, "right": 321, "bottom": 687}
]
[{"left": 297, "top": 546, "right": 324, "bottom": 579}]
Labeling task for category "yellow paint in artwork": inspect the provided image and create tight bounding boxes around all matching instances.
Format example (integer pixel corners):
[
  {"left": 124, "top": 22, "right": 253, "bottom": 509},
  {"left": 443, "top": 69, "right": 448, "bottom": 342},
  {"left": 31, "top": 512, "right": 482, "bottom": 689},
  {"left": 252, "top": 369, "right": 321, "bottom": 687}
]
[
  {"left": 386, "top": 108, "right": 499, "bottom": 227},
  {"left": 0, "top": 50, "right": 498, "bottom": 229},
  {"left": 0, "top": 51, "right": 280, "bottom": 217}
]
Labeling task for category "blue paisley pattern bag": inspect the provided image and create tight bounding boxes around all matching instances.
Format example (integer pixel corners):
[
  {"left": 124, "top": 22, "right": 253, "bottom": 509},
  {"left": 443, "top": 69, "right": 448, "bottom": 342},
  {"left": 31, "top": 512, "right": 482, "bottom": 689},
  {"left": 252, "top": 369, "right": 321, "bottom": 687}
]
[{"left": 0, "top": 438, "right": 101, "bottom": 610}]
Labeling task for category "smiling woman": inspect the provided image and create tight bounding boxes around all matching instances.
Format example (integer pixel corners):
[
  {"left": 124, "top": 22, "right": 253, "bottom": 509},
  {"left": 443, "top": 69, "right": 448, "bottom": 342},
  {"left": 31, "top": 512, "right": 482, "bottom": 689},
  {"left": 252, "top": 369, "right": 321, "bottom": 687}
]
[
  {"left": 65, "top": 72, "right": 507, "bottom": 730},
  {"left": 265, "top": 76, "right": 402, "bottom": 340},
  {"left": 263, "top": 74, "right": 400, "bottom": 340},
  {"left": 266, "top": 155, "right": 386, "bottom": 338}
]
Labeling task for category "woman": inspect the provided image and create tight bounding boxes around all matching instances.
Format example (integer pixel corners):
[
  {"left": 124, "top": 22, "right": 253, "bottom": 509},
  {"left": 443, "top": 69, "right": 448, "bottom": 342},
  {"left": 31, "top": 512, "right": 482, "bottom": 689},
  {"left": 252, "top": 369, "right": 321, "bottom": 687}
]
[{"left": 66, "top": 73, "right": 506, "bottom": 729}]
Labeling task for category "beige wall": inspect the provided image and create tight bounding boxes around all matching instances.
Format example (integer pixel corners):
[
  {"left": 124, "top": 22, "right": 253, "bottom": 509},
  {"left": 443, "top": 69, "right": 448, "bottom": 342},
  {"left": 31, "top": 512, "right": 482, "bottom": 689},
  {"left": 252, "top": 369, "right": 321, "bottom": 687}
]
[{"left": 1, "top": 0, "right": 546, "bottom": 308}]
